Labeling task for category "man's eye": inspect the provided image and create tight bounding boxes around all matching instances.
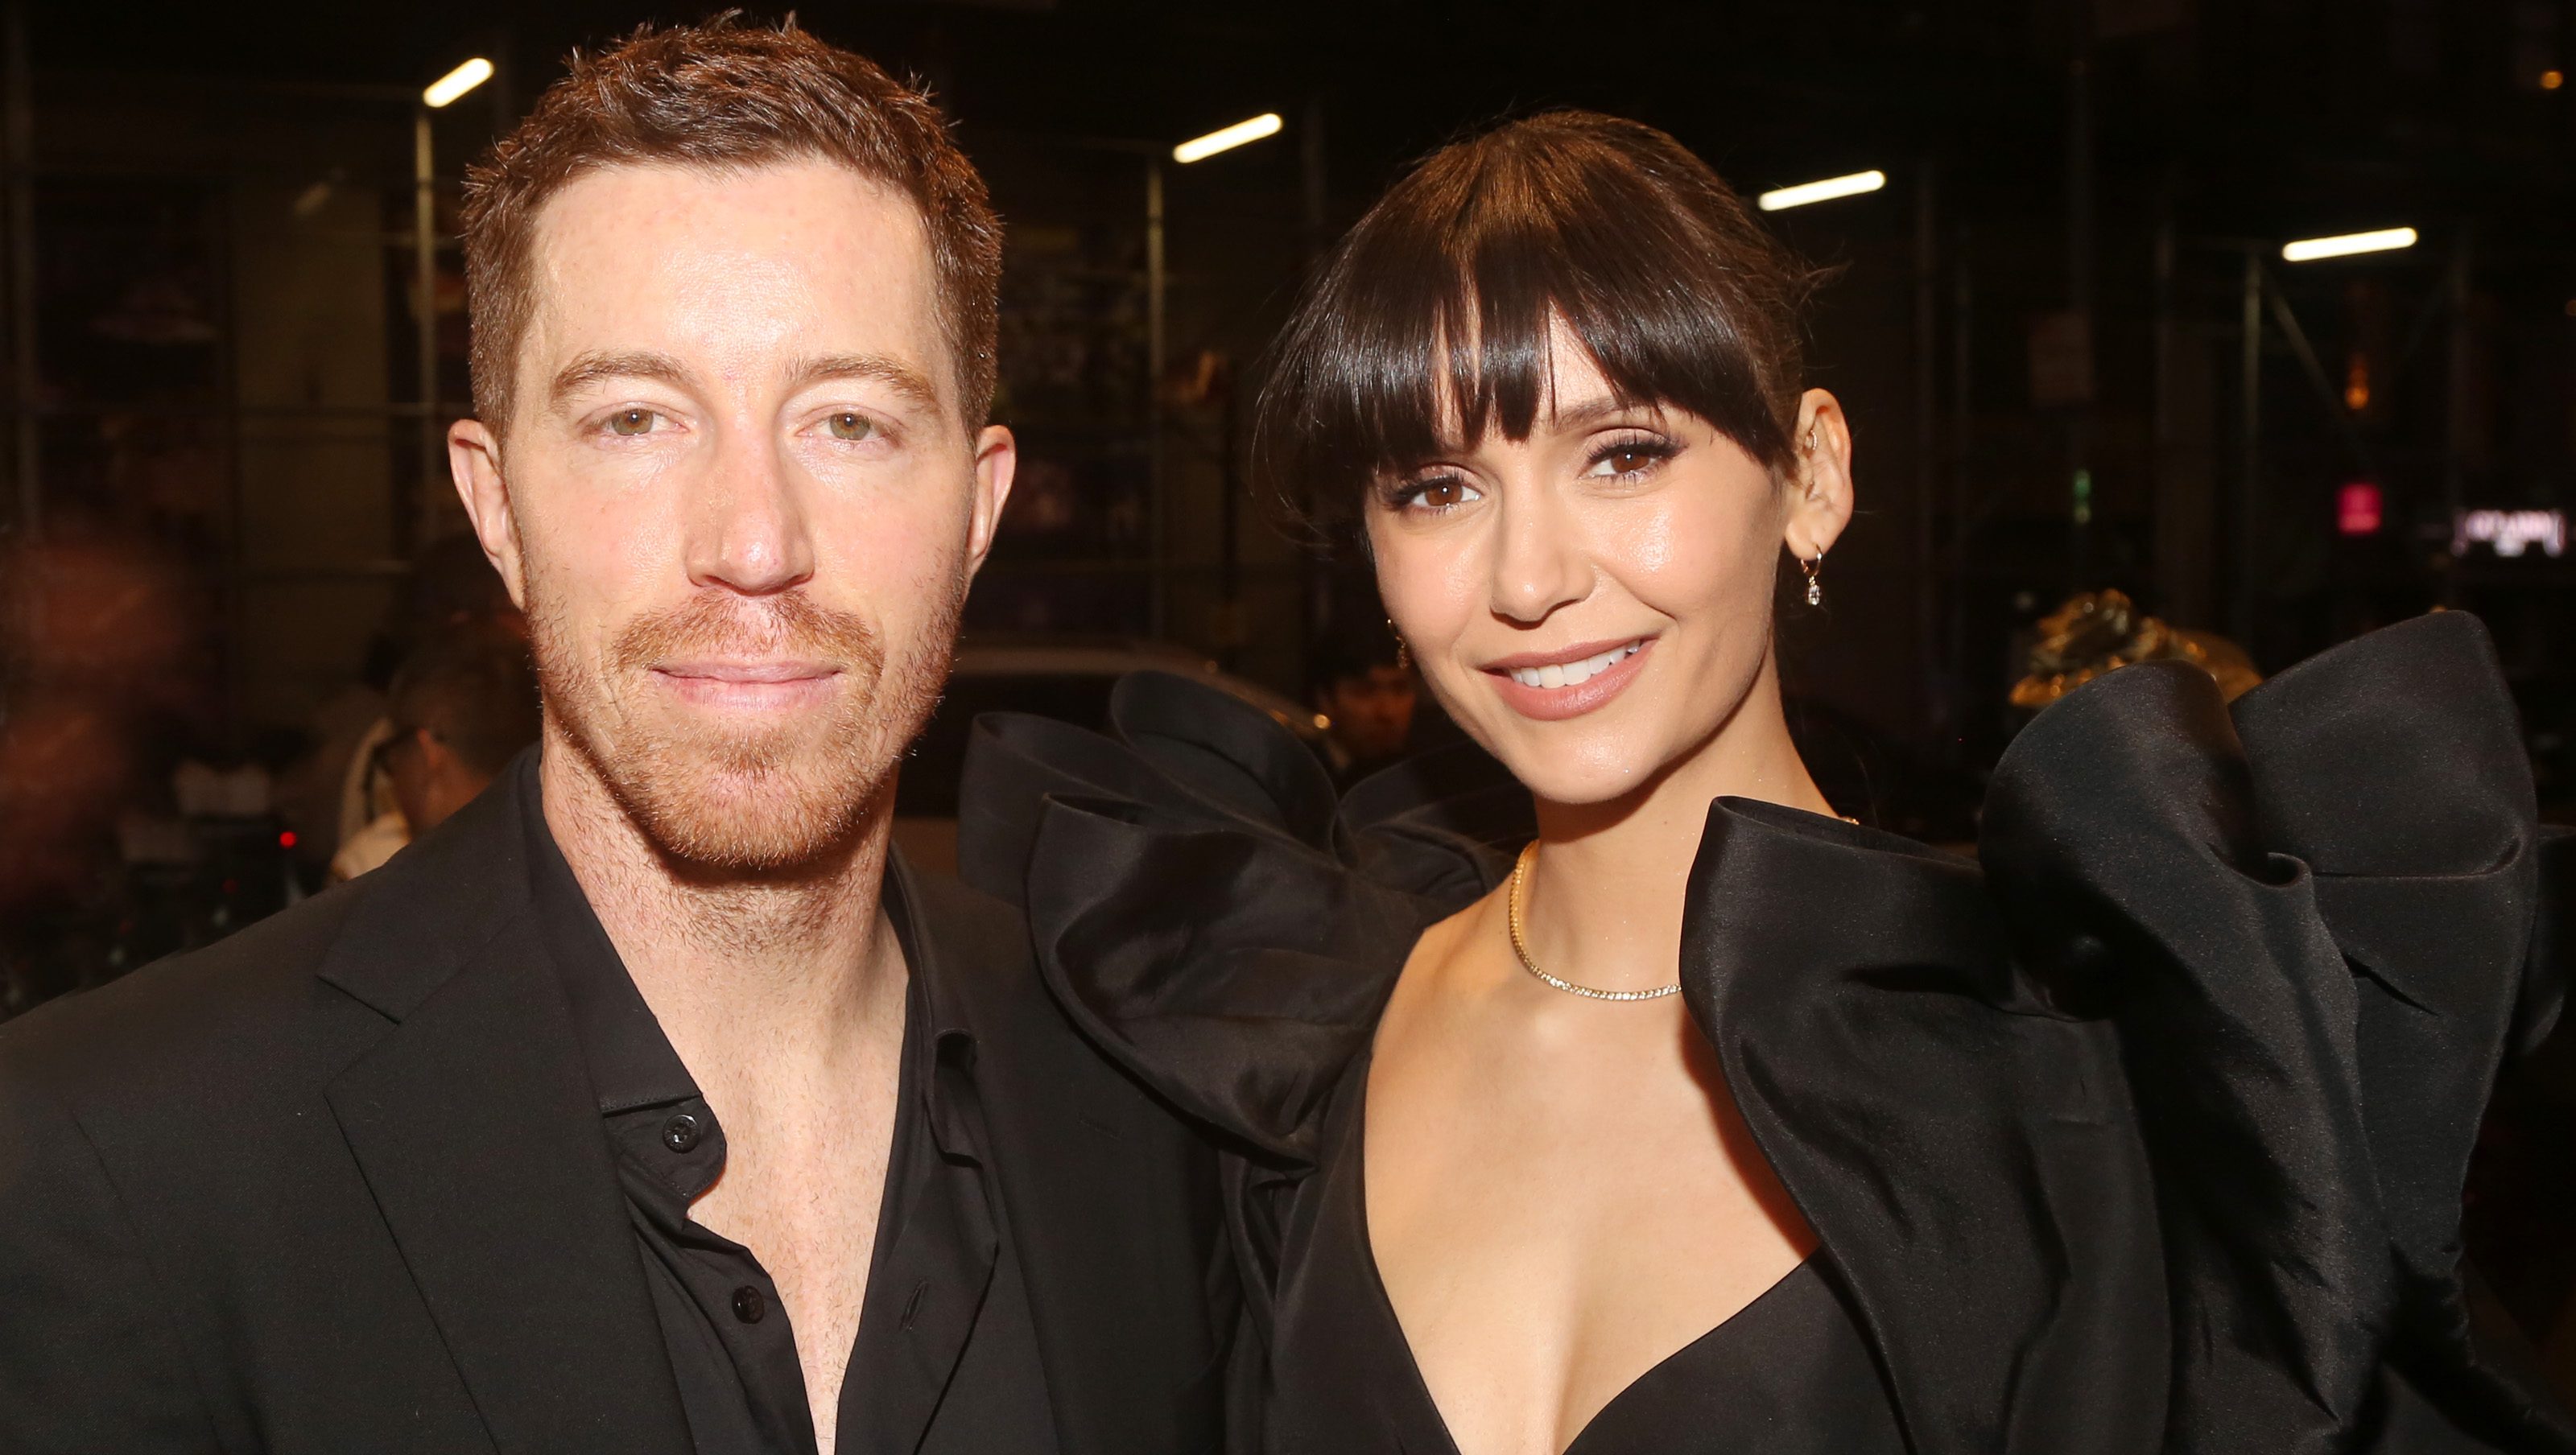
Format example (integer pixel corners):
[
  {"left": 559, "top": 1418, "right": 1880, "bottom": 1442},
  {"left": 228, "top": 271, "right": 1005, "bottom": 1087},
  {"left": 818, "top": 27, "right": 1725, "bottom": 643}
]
[
  {"left": 605, "top": 408, "right": 659, "bottom": 437},
  {"left": 825, "top": 412, "right": 877, "bottom": 442}
]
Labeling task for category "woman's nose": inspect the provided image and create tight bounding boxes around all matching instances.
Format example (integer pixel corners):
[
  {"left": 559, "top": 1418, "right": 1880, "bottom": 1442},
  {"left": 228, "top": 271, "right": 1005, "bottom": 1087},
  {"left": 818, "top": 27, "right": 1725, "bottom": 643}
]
[{"left": 1487, "top": 487, "right": 1586, "bottom": 625}]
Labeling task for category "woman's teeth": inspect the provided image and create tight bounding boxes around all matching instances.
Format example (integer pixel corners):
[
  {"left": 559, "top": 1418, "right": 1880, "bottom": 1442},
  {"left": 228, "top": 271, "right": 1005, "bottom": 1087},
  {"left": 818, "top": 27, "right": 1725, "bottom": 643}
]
[{"left": 1508, "top": 641, "right": 1642, "bottom": 690}]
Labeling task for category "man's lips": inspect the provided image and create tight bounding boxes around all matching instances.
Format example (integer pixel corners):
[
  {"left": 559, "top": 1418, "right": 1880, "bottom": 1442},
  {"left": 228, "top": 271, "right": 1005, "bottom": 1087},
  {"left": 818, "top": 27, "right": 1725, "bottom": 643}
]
[
  {"left": 652, "top": 659, "right": 841, "bottom": 684},
  {"left": 649, "top": 660, "right": 844, "bottom": 707}
]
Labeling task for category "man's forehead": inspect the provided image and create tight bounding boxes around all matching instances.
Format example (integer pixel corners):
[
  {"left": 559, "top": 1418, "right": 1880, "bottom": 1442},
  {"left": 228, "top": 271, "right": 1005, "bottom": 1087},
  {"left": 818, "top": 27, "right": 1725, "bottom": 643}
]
[
  {"left": 514, "top": 158, "right": 950, "bottom": 407},
  {"left": 533, "top": 155, "right": 920, "bottom": 246}
]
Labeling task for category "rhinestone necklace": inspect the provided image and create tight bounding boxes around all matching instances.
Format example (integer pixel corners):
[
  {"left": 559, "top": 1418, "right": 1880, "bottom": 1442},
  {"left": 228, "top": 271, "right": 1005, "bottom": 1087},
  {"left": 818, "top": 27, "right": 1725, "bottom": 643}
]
[{"left": 1504, "top": 841, "right": 1681, "bottom": 1002}]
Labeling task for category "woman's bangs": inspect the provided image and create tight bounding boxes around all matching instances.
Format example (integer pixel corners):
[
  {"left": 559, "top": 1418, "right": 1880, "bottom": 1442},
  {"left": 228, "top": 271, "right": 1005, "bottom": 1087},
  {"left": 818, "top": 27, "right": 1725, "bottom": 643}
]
[
  {"left": 1253, "top": 109, "right": 1816, "bottom": 538},
  {"left": 1317, "top": 205, "right": 1782, "bottom": 495},
  {"left": 1312, "top": 249, "right": 1686, "bottom": 491}
]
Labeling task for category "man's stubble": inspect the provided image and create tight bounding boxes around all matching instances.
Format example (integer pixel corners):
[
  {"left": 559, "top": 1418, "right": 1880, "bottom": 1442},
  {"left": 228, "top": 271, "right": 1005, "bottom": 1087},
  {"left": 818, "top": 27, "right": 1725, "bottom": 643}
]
[{"left": 527, "top": 567, "right": 961, "bottom": 877}]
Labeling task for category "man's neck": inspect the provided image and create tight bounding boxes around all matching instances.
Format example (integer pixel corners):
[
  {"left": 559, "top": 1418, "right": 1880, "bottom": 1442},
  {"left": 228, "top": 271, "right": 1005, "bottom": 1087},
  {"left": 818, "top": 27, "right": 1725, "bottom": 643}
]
[
  {"left": 536, "top": 735, "right": 905, "bottom": 1082},
  {"left": 539, "top": 736, "right": 913, "bottom": 1455}
]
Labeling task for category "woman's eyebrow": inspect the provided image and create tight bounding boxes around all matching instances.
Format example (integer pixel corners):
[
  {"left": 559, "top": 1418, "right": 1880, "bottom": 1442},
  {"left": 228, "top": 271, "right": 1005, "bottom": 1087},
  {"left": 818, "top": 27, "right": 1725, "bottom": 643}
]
[{"left": 1544, "top": 395, "right": 1659, "bottom": 430}]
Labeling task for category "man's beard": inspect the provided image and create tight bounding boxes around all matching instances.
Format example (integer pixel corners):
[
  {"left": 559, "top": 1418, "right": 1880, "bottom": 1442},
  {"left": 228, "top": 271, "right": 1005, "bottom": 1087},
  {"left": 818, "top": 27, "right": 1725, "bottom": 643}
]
[{"left": 530, "top": 585, "right": 958, "bottom": 874}]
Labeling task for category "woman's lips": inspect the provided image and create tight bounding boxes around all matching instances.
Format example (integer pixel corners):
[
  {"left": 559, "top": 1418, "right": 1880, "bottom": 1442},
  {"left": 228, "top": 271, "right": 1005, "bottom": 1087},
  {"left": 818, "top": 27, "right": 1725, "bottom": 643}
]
[{"left": 1482, "top": 637, "right": 1654, "bottom": 722}]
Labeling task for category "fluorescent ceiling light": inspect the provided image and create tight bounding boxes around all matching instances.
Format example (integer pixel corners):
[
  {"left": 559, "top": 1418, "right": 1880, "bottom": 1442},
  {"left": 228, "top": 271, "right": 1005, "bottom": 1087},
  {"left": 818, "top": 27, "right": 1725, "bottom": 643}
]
[
  {"left": 423, "top": 57, "right": 495, "bottom": 109},
  {"left": 1173, "top": 113, "right": 1282, "bottom": 164},
  {"left": 2281, "top": 226, "right": 2417, "bottom": 262},
  {"left": 1757, "top": 170, "right": 1886, "bottom": 212}
]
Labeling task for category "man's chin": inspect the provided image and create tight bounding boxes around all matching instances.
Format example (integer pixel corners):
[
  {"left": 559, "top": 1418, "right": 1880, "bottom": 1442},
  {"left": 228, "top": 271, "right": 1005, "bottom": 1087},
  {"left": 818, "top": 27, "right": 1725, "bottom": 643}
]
[
  {"left": 587, "top": 738, "right": 887, "bottom": 875},
  {"left": 630, "top": 777, "right": 877, "bottom": 872}
]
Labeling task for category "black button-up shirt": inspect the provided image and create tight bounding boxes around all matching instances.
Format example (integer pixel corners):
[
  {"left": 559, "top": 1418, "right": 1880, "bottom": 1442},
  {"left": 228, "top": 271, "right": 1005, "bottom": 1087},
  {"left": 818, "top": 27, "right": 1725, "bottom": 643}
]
[{"left": 524, "top": 793, "right": 1059, "bottom": 1455}]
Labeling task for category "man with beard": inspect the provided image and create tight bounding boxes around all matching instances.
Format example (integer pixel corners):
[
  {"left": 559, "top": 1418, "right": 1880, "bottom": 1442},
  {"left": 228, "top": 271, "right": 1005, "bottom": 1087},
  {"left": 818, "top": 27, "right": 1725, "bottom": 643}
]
[{"left": 0, "top": 20, "right": 1229, "bottom": 1455}]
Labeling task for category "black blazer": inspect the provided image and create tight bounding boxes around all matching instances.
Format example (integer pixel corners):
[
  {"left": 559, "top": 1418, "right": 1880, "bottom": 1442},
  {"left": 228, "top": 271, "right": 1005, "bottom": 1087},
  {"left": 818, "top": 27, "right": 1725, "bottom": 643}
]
[{"left": 0, "top": 767, "right": 1232, "bottom": 1455}]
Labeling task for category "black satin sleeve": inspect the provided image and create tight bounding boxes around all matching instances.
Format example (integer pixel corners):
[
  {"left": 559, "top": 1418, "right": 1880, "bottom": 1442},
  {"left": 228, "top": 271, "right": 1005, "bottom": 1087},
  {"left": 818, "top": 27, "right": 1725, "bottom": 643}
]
[
  {"left": 956, "top": 670, "right": 1524, "bottom": 1441},
  {"left": 1973, "top": 610, "right": 2575, "bottom": 1453}
]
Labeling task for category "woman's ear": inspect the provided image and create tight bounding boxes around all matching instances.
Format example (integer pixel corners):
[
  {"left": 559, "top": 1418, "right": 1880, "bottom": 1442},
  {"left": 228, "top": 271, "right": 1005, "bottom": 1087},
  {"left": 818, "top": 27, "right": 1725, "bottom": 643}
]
[{"left": 1782, "top": 388, "right": 1856, "bottom": 563}]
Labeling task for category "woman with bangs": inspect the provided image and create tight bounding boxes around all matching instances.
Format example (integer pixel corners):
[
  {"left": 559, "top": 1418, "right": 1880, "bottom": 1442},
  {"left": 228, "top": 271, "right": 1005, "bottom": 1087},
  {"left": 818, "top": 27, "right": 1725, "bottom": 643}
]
[{"left": 961, "top": 112, "right": 2572, "bottom": 1454}]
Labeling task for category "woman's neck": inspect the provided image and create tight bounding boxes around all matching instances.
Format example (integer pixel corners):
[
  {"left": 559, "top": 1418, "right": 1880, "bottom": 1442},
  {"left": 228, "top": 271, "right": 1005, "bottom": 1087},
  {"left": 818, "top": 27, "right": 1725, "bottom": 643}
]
[{"left": 1514, "top": 655, "right": 1830, "bottom": 995}]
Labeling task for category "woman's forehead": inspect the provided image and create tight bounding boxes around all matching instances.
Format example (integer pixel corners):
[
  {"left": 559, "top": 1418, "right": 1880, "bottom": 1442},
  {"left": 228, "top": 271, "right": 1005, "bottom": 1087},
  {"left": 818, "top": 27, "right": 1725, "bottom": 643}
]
[{"left": 1418, "top": 319, "right": 1666, "bottom": 445}]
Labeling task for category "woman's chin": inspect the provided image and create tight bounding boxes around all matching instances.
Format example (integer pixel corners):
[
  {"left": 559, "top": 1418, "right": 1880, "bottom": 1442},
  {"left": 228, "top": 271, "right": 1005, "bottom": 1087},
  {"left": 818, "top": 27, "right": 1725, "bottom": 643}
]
[{"left": 1484, "top": 738, "right": 1676, "bottom": 812}]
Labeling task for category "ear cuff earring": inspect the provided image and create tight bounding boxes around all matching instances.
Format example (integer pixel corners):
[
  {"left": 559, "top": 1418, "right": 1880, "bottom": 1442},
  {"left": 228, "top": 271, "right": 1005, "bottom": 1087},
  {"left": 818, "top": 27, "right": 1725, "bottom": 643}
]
[{"left": 1798, "top": 423, "right": 1827, "bottom": 606}]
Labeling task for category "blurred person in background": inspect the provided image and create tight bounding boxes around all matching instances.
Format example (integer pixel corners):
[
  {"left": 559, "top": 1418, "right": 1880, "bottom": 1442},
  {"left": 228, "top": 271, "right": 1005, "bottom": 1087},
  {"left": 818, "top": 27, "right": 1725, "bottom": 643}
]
[
  {"left": 1309, "top": 616, "right": 1419, "bottom": 788},
  {"left": 329, "top": 633, "right": 540, "bottom": 882},
  {"left": 0, "top": 505, "right": 211, "bottom": 1014},
  {"left": 0, "top": 19, "right": 1229, "bottom": 1455},
  {"left": 273, "top": 532, "right": 530, "bottom": 876}
]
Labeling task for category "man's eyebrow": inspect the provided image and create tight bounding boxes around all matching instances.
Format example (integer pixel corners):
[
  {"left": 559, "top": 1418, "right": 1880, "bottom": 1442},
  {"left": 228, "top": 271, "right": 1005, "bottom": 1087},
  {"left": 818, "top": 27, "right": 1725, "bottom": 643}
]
[
  {"left": 545, "top": 349, "right": 947, "bottom": 418},
  {"left": 788, "top": 352, "right": 943, "bottom": 415},
  {"left": 549, "top": 350, "right": 696, "bottom": 408}
]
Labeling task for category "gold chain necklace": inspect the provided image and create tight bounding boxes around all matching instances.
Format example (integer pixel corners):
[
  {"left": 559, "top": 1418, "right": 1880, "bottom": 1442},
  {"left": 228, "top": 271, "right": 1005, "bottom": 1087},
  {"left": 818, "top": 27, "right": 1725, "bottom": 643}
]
[{"left": 1505, "top": 841, "right": 1682, "bottom": 1003}]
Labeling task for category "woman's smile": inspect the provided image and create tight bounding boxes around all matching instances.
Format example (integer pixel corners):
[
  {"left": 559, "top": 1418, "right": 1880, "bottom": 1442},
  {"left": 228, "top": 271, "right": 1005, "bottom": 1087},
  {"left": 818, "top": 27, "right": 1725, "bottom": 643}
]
[{"left": 1480, "top": 635, "right": 1656, "bottom": 721}]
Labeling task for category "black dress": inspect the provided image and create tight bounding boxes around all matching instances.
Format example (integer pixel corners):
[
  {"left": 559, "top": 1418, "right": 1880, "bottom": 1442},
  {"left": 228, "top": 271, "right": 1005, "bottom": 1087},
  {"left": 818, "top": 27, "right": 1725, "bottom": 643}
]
[
  {"left": 1267, "top": 1048, "right": 1909, "bottom": 1453},
  {"left": 957, "top": 612, "right": 2576, "bottom": 1455}
]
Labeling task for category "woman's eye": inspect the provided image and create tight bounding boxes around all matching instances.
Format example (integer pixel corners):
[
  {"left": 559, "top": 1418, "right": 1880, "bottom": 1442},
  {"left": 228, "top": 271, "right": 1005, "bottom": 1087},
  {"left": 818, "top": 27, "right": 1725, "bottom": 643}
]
[
  {"left": 1398, "top": 476, "right": 1480, "bottom": 512},
  {"left": 824, "top": 412, "right": 877, "bottom": 442},
  {"left": 605, "top": 408, "right": 660, "bottom": 437},
  {"left": 1588, "top": 440, "right": 1674, "bottom": 478}
]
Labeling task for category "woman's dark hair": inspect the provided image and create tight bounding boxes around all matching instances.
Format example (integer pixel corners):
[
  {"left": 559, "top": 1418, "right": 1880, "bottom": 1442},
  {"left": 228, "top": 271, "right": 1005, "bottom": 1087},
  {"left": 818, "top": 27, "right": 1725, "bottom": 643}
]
[{"left": 1254, "top": 110, "right": 1822, "bottom": 541}]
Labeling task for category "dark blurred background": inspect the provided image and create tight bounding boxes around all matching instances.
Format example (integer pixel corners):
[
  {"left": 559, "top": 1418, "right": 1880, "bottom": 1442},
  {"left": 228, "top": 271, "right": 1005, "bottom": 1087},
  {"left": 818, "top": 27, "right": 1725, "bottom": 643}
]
[{"left": 0, "top": 0, "right": 2573, "bottom": 1366}]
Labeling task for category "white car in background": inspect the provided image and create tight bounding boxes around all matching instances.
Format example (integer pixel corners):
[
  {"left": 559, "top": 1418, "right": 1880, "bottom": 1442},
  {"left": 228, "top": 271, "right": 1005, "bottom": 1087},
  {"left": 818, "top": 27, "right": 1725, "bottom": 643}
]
[{"left": 890, "top": 638, "right": 1326, "bottom": 874}]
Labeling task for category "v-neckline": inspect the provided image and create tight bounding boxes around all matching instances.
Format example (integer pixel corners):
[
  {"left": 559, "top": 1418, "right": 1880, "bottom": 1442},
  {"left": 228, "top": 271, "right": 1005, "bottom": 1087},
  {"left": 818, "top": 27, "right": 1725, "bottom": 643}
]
[{"left": 1346, "top": 1044, "right": 1818, "bottom": 1455}]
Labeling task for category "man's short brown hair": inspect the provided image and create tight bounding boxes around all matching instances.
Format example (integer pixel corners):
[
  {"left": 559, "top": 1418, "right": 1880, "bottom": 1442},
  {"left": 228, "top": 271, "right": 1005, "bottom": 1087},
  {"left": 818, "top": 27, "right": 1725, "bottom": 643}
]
[{"left": 460, "top": 14, "right": 1001, "bottom": 436}]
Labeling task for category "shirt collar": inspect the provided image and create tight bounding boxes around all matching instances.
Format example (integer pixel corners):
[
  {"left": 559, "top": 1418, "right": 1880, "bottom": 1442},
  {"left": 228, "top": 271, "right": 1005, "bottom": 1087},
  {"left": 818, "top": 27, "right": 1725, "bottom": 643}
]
[{"left": 879, "top": 846, "right": 986, "bottom": 1164}]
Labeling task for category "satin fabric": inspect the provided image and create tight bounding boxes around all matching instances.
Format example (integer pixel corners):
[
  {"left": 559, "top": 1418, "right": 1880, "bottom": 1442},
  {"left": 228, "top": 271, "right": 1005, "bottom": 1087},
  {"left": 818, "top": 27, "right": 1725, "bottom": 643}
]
[
  {"left": 1268, "top": 1046, "right": 1909, "bottom": 1454},
  {"left": 958, "top": 610, "right": 2573, "bottom": 1454}
]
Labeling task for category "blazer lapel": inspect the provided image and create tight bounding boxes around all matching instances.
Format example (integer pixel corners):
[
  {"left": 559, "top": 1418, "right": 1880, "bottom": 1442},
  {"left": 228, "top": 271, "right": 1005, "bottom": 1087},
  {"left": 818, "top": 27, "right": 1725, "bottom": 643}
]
[
  {"left": 318, "top": 767, "right": 691, "bottom": 1455},
  {"left": 894, "top": 857, "right": 1228, "bottom": 1455}
]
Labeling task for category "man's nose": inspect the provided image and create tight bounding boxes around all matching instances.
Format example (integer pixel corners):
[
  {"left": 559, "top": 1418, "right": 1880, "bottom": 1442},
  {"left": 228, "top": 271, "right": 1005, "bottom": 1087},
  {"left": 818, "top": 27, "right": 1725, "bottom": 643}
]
[
  {"left": 683, "top": 425, "right": 815, "bottom": 596},
  {"left": 1488, "top": 484, "right": 1586, "bottom": 626}
]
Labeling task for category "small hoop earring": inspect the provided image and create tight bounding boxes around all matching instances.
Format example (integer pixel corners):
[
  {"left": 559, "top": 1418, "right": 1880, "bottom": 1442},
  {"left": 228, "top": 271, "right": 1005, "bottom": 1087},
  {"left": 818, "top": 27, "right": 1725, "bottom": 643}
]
[
  {"left": 1387, "top": 617, "right": 1411, "bottom": 670},
  {"left": 1802, "top": 551, "right": 1826, "bottom": 608}
]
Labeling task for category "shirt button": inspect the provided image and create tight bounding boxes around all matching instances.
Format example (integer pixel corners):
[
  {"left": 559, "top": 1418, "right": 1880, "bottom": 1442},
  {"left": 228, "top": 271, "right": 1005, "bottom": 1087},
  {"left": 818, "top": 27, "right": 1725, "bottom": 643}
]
[
  {"left": 661, "top": 1113, "right": 701, "bottom": 1153},
  {"left": 732, "top": 1286, "right": 766, "bottom": 1324}
]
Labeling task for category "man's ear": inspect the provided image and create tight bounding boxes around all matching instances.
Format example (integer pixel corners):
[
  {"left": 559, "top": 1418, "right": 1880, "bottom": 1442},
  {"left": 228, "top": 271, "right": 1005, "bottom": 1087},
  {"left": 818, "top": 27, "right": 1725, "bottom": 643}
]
[
  {"left": 964, "top": 424, "right": 1018, "bottom": 577},
  {"left": 1782, "top": 388, "right": 1856, "bottom": 563},
  {"left": 448, "top": 418, "right": 528, "bottom": 610}
]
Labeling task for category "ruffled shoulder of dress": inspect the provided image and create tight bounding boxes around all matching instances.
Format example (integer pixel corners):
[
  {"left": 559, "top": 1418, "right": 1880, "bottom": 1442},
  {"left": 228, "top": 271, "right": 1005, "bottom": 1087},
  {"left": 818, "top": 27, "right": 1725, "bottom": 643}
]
[
  {"left": 1971, "top": 610, "right": 2574, "bottom": 1451},
  {"left": 1675, "top": 611, "right": 2572, "bottom": 1454},
  {"left": 956, "top": 670, "right": 1529, "bottom": 1165}
]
